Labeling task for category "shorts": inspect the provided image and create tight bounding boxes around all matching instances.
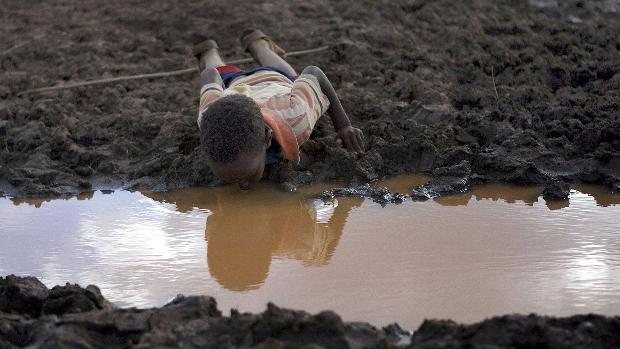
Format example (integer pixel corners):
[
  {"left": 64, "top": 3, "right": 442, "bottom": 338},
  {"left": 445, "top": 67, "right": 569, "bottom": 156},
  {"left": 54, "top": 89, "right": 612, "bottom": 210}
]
[{"left": 216, "top": 65, "right": 297, "bottom": 87}]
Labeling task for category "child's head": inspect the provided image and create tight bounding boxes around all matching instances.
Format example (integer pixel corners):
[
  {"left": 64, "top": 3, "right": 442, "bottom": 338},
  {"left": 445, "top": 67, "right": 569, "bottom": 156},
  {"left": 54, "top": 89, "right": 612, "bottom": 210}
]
[{"left": 200, "top": 94, "right": 272, "bottom": 188}]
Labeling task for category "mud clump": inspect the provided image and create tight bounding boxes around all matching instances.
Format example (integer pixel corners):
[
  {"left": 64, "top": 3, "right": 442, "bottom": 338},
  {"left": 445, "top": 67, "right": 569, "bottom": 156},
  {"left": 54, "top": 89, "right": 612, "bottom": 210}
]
[
  {"left": 318, "top": 184, "right": 407, "bottom": 206},
  {"left": 410, "top": 176, "right": 474, "bottom": 201},
  {"left": 0, "top": 275, "right": 114, "bottom": 318},
  {"left": 1, "top": 275, "right": 620, "bottom": 349},
  {"left": 409, "top": 160, "right": 483, "bottom": 200},
  {"left": 410, "top": 314, "right": 620, "bottom": 349},
  {"left": 543, "top": 181, "right": 571, "bottom": 201},
  {"left": 1, "top": 0, "right": 619, "bottom": 198}
]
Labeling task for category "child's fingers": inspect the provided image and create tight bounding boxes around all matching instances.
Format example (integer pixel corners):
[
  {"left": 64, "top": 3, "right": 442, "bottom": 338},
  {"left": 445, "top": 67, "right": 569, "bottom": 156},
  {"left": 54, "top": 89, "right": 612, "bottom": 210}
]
[
  {"left": 357, "top": 140, "right": 364, "bottom": 153},
  {"left": 342, "top": 137, "right": 353, "bottom": 150},
  {"left": 347, "top": 134, "right": 363, "bottom": 153},
  {"left": 346, "top": 132, "right": 361, "bottom": 153},
  {"left": 354, "top": 136, "right": 364, "bottom": 153},
  {"left": 355, "top": 130, "right": 365, "bottom": 152},
  {"left": 337, "top": 131, "right": 364, "bottom": 153}
]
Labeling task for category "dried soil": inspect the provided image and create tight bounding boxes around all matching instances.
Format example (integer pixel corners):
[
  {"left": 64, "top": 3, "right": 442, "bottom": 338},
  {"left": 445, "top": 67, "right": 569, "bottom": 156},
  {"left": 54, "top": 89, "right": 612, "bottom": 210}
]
[
  {"left": 2, "top": 2, "right": 620, "bottom": 345},
  {"left": 1, "top": 0, "right": 619, "bottom": 197},
  {"left": 2, "top": 275, "right": 620, "bottom": 349}
]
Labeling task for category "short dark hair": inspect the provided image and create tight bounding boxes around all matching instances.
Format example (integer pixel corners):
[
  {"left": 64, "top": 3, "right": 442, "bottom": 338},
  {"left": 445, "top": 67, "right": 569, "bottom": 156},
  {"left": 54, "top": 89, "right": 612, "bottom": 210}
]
[{"left": 200, "top": 94, "right": 264, "bottom": 163}]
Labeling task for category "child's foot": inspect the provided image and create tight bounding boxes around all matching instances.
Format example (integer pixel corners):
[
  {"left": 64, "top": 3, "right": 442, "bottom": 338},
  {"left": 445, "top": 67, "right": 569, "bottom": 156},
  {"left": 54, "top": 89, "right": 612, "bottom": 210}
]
[
  {"left": 240, "top": 29, "right": 286, "bottom": 57},
  {"left": 192, "top": 39, "right": 219, "bottom": 70}
]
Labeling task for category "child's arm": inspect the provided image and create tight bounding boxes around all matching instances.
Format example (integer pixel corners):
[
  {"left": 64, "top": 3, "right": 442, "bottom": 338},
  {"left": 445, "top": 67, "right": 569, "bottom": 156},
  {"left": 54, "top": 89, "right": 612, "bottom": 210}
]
[
  {"left": 197, "top": 67, "right": 225, "bottom": 129},
  {"left": 301, "top": 66, "right": 365, "bottom": 153}
]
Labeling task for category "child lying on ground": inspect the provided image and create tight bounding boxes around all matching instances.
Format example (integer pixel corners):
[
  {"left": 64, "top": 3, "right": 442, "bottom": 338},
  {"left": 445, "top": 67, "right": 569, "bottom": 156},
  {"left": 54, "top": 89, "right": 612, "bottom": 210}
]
[{"left": 195, "top": 29, "right": 364, "bottom": 189}]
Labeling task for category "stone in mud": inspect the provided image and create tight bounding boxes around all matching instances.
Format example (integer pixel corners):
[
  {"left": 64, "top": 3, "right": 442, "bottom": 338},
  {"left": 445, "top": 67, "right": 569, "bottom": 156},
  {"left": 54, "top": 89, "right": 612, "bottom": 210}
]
[
  {"left": 41, "top": 283, "right": 114, "bottom": 316},
  {"left": 77, "top": 180, "right": 92, "bottom": 190},
  {"left": 159, "top": 294, "right": 221, "bottom": 319},
  {"left": 0, "top": 275, "right": 48, "bottom": 318},
  {"left": 74, "top": 166, "right": 94, "bottom": 177},
  {"left": 318, "top": 184, "right": 407, "bottom": 206},
  {"left": 410, "top": 314, "right": 620, "bottom": 349},
  {"left": 2, "top": 276, "right": 620, "bottom": 349},
  {"left": 410, "top": 175, "right": 478, "bottom": 201},
  {"left": 543, "top": 181, "right": 571, "bottom": 201},
  {"left": 20, "top": 168, "right": 58, "bottom": 186},
  {"left": 611, "top": 181, "right": 620, "bottom": 194},
  {"left": 436, "top": 146, "right": 474, "bottom": 169},
  {"left": 431, "top": 160, "right": 472, "bottom": 178}
]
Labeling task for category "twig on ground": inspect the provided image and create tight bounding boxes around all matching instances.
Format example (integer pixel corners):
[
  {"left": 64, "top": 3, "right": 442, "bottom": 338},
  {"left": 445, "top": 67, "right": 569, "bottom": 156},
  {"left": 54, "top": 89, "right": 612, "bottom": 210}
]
[
  {"left": 1, "top": 42, "right": 30, "bottom": 56},
  {"left": 1, "top": 35, "right": 45, "bottom": 57},
  {"left": 491, "top": 66, "right": 499, "bottom": 102},
  {"left": 18, "top": 67, "right": 197, "bottom": 96},
  {"left": 17, "top": 45, "right": 330, "bottom": 96}
]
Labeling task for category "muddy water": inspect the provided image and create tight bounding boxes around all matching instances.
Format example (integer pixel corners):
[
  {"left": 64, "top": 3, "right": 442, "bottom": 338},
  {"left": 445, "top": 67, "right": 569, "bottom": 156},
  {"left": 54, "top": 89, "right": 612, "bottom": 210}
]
[{"left": 1, "top": 177, "right": 620, "bottom": 328}]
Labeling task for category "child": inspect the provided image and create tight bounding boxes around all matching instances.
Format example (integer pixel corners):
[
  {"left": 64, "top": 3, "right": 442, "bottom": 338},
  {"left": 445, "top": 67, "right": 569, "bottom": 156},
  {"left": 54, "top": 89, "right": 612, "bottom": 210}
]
[{"left": 195, "top": 29, "right": 364, "bottom": 189}]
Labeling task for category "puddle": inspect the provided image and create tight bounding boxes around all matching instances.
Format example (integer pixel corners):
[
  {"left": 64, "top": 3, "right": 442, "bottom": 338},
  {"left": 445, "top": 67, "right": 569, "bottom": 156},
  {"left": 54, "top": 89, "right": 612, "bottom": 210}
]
[{"left": 1, "top": 177, "right": 620, "bottom": 328}]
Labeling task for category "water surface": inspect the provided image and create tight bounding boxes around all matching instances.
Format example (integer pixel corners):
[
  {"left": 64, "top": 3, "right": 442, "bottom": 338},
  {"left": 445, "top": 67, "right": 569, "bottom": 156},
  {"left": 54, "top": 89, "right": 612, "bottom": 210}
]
[{"left": 1, "top": 178, "right": 619, "bottom": 328}]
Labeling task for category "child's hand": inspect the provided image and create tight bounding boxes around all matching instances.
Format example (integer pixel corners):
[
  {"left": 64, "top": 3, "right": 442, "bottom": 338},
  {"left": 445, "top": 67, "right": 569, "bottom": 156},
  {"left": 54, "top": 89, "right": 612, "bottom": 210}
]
[
  {"left": 301, "top": 66, "right": 364, "bottom": 153},
  {"left": 336, "top": 126, "right": 365, "bottom": 153}
]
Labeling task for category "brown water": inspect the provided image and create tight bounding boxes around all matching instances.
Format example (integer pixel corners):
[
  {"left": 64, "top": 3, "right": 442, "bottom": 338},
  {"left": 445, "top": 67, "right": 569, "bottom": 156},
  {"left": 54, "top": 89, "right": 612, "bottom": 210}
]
[{"left": 1, "top": 177, "right": 620, "bottom": 328}]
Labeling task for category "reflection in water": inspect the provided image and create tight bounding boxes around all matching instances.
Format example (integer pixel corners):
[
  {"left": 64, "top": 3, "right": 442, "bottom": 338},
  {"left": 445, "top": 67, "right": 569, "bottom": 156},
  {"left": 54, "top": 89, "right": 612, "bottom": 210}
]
[
  {"left": 1, "top": 178, "right": 620, "bottom": 329},
  {"left": 144, "top": 185, "right": 362, "bottom": 291},
  {"left": 434, "top": 184, "right": 543, "bottom": 207},
  {"left": 377, "top": 178, "right": 620, "bottom": 209},
  {"left": 376, "top": 175, "right": 430, "bottom": 194},
  {"left": 574, "top": 184, "right": 620, "bottom": 207},
  {"left": 10, "top": 191, "right": 96, "bottom": 208}
]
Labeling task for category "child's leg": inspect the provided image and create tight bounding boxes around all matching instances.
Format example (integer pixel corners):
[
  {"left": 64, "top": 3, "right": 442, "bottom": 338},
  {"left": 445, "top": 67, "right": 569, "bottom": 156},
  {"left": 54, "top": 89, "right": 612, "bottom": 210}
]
[
  {"left": 194, "top": 39, "right": 225, "bottom": 71},
  {"left": 195, "top": 40, "right": 226, "bottom": 87},
  {"left": 199, "top": 48, "right": 225, "bottom": 71},
  {"left": 247, "top": 40, "right": 298, "bottom": 77}
]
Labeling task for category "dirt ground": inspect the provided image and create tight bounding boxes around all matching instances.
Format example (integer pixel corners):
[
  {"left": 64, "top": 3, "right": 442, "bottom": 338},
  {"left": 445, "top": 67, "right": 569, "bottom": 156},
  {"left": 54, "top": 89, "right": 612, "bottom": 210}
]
[
  {"left": 2, "top": 2, "right": 620, "bottom": 346},
  {"left": 2, "top": 275, "right": 620, "bottom": 349},
  {"left": 1, "top": 0, "right": 619, "bottom": 198}
]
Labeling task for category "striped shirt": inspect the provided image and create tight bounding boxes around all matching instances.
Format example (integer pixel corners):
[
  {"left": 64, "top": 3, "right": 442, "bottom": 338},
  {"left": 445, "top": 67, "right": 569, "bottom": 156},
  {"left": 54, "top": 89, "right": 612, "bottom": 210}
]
[{"left": 198, "top": 70, "right": 330, "bottom": 162}]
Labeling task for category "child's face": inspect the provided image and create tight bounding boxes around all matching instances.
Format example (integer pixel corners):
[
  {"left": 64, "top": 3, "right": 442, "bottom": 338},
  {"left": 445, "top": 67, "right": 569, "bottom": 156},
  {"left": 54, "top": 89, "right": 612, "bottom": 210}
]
[{"left": 208, "top": 150, "right": 267, "bottom": 190}]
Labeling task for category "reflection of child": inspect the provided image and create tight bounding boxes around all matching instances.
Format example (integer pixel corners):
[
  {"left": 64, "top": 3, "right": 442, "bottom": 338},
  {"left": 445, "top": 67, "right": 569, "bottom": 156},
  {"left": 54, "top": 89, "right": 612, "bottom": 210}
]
[
  {"left": 204, "top": 187, "right": 362, "bottom": 291},
  {"left": 194, "top": 29, "right": 364, "bottom": 189}
]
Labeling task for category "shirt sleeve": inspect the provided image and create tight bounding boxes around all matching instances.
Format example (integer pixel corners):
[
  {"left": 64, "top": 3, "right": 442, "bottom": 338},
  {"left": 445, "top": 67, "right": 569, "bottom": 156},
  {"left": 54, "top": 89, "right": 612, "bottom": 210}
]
[
  {"left": 287, "top": 74, "right": 331, "bottom": 143},
  {"left": 197, "top": 82, "right": 224, "bottom": 129}
]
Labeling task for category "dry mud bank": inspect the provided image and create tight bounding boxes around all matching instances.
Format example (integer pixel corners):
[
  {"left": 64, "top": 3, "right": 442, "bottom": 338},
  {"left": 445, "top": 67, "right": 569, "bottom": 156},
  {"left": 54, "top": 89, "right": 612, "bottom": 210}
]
[
  {"left": 1, "top": 0, "right": 619, "bottom": 197},
  {"left": 1, "top": 275, "right": 620, "bottom": 349}
]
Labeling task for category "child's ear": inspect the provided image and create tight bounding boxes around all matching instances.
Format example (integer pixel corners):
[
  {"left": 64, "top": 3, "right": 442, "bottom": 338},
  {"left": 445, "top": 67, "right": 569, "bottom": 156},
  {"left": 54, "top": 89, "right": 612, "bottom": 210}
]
[{"left": 264, "top": 127, "right": 273, "bottom": 148}]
